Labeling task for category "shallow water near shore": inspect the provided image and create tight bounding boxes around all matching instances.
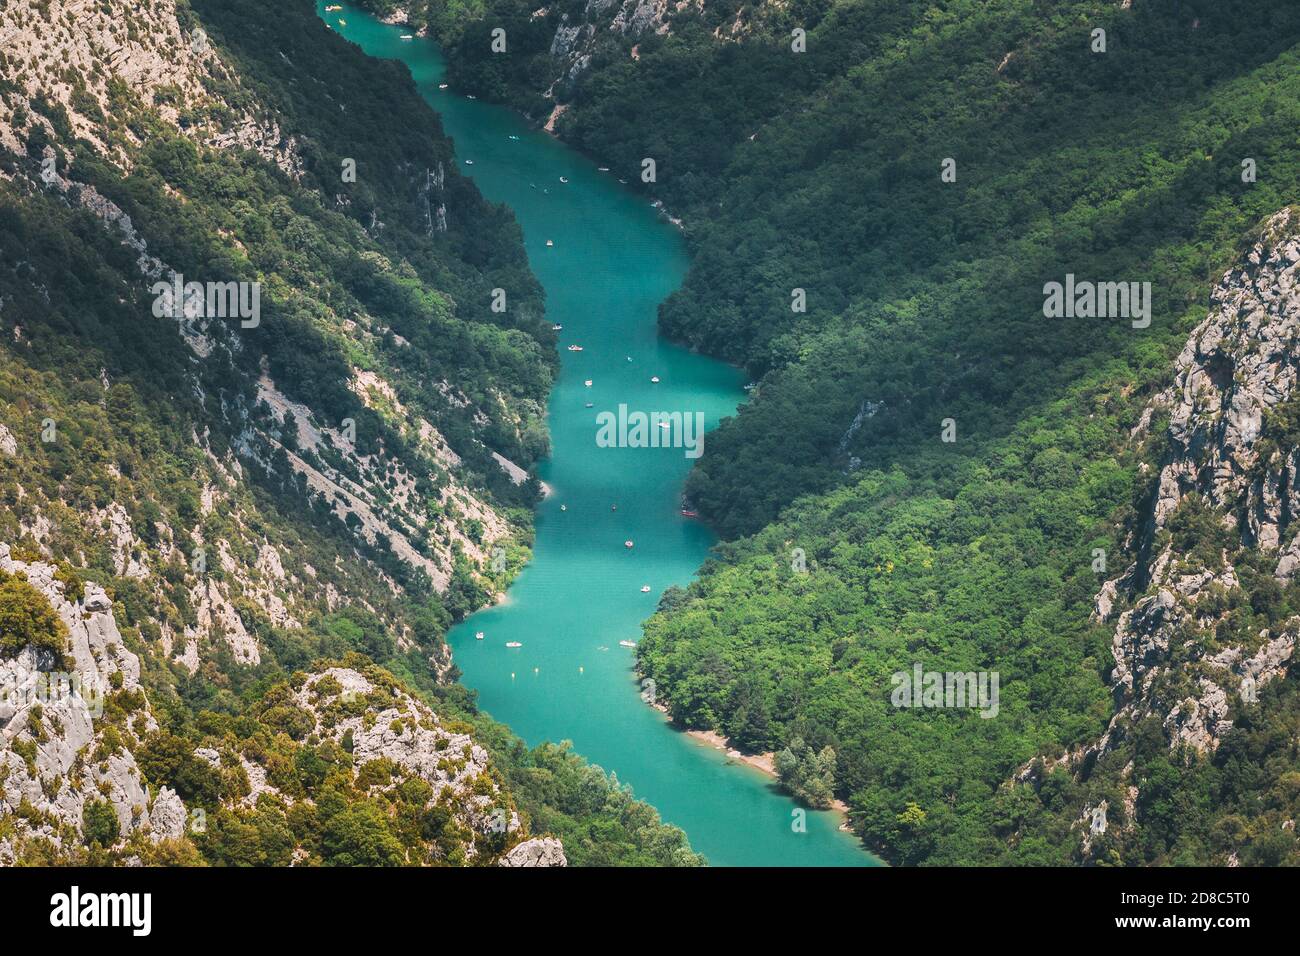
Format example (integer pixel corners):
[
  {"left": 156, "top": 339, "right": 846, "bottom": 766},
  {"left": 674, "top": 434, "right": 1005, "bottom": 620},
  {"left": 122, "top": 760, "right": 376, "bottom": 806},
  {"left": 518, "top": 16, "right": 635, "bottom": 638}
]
[{"left": 321, "top": 3, "right": 875, "bottom": 866}]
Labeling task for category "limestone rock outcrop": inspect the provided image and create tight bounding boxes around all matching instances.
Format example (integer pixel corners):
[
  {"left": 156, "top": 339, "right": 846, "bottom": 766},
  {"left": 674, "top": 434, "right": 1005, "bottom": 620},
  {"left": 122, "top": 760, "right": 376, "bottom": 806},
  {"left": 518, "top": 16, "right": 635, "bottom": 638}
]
[
  {"left": 499, "top": 837, "right": 568, "bottom": 867},
  {"left": 528, "top": 0, "right": 705, "bottom": 106},
  {"left": 289, "top": 667, "right": 528, "bottom": 856},
  {"left": 1008, "top": 210, "right": 1300, "bottom": 862},
  {"left": 1093, "top": 211, "right": 1300, "bottom": 755},
  {"left": 1147, "top": 208, "right": 1300, "bottom": 564},
  {"left": 0, "top": 544, "right": 182, "bottom": 852},
  {"left": 0, "top": 0, "right": 301, "bottom": 173}
]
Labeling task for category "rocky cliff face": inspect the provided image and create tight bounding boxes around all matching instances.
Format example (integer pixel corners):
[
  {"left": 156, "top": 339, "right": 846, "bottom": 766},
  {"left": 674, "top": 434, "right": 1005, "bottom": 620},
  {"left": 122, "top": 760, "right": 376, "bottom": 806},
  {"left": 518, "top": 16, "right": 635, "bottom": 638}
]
[
  {"left": 1148, "top": 209, "right": 1300, "bottom": 576},
  {"left": 465, "top": 0, "right": 707, "bottom": 122},
  {"left": 289, "top": 664, "right": 524, "bottom": 857},
  {"left": 1100, "top": 208, "right": 1299, "bottom": 758},
  {"left": 1012, "top": 208, "right": 1300, "bottom": 861},
  {"left": 0, "top": 544, "right": 186, "bottom": 862},
  {"left": 541, "top": 0, "right": 688, "bottom": 93},
  {"left": 0, "top": 0, "right": 300, "bottom": 172},
  {"left": 0, "top": 546, "right": 564, "bottom": 864},
  {"left": 0, "top": 0, "right": 542, "bottom": 679}
]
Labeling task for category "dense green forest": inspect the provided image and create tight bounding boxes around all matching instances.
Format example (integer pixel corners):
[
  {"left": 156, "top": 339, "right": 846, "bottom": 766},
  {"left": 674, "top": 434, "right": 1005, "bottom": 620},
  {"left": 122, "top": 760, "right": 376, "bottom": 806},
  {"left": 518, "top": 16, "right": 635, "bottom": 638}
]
[
  {"left": 6, "top": 0, "right": 1299, "bottom": 868},
  {"left": 0, "top": 0, "right": 698, "bottom": 865},
  {"left": 410, "top": 0, "right": 1300, "bottom": 863}
]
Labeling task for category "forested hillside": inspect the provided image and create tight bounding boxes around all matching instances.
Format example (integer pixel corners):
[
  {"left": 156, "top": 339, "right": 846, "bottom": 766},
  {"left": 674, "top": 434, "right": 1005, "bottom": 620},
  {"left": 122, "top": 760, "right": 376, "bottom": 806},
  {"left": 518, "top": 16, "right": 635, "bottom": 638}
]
[
  {"left": 408, "top": 0, "right": 1300, "bottom": 864},
  {"left": 0, "top": 0, "right": 698, "bottom": 865},
  {"left": 1005, "top": 210, "right": 1300, "bottom": 867}
]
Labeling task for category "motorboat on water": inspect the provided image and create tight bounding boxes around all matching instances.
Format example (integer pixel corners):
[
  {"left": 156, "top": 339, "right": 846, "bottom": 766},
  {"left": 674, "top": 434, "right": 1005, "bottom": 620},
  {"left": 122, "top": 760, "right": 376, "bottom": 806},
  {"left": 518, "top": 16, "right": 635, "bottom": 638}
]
[
  {"left": 546, "top": 239, "right": 554, "bottom": 246},
  {"left": 567, "top": 344, "right": 583, "bottom": 351},
  {"left": 559, "top": 177, "right": 569, "bottom": 184},
  {"left": 505, "top": 641, "right": 522, "bottom": 648},
  {"left": 584, "top": 379, "right": 593, "bottom": 387},
  {"left": 650, "top": 376, "right": 660, "bottom": 383},
  {"left": 640, "top": 586, "right": 651, "bottom": 593},
  {"left": 552, "top": 324, "right": 563, "bottom": 331},
  {"left": 464, "top": 159, "right": 474, "bottom": 165},
  {"left": 619, "top": 640, "right": 637, "bottom": 648},
  {"left": 624, "top": 540, "right": 634, "bottom": 549},
  {"left": 475, "top": 631, "right": 484, "bottom": 640}
]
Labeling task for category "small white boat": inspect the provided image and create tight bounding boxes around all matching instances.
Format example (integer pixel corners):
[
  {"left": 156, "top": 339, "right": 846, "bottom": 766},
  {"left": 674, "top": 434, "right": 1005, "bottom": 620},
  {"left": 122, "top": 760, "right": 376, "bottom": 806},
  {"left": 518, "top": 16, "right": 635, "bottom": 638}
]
[
  {"left": 475, "top": 631, "right": 485, "bottom": 640},
  {"left": 439, "top": 83, "right": 448, "bottom": 89},
  {"left": 567, "top": 344, "right": 583, "bottom": 352},
  {"left": 466, "top": 94, "right": 477, "bottom": 100},
  {"left": 650, "top": 376, "right": 660, "bottom": 384},
  {"left": 559, "top": 177, "right": 568, "bottom": 184},
  {"left": 584, "top": 379, "right": 593, "bottom": 387},
  {"left": 509, "top": 135, "right": 520, "bottom": 141},
  {"left": 640, "top": 586, "right": 651, "bottom": 593},
  {"left": 552, "top": 324, "right": 563, "bottom": 331},
  {"left": 619, "top": 640, "right": 637, "bottom": 648},
  {"left": 624, "top": 540, "right": 634, "bottom": 549},
  {"left": 560, "top": 504, "right": 567, "bottom": 511},
  {"left": 506, "top": 641, "right": 522, "bottom": 648},
  {"left": 546, "top": 239, "right": 554, "bottom": 247},
  {"left": 400, "top": 34, "right": 414, "bottom": 40},
  {"left": 464, "top": 159, "right": 474, "bottom": 165},
  {"left": 584, "top": 402, "right": 594, "bottom": 408},
  {"left": 598, "top": 167, "right": 610, "bottom": 172}
]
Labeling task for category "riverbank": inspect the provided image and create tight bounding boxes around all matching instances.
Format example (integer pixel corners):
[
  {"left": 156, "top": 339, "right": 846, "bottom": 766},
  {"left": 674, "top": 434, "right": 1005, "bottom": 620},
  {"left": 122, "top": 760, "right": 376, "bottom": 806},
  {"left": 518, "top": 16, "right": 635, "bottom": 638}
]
[
  {"left": 656, "top": 693, "right": 856, "bottom": 825},
  {"left": 685, "top": 728, "right": 776, "bottom": 774},
  {"left": 682, "top": 726, "right": 854, "bottom": 822}
]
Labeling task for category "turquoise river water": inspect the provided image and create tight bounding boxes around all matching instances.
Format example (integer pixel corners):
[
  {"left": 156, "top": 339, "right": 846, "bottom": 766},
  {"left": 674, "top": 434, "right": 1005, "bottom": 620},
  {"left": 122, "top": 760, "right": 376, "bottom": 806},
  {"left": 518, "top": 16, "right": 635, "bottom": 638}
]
[{"left": 320, "top": 3, "right": 874, "bottom": 866}]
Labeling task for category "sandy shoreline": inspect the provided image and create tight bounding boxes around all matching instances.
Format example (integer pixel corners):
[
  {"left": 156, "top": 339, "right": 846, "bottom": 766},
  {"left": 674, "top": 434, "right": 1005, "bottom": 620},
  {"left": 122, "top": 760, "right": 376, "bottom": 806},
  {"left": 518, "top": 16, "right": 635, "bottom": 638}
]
[
  {"left": 680, "top": 726, "right": 853, "bottom": 822},
  {"left": 685, "top": 728, "right": 777, "bottom": 775}
]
